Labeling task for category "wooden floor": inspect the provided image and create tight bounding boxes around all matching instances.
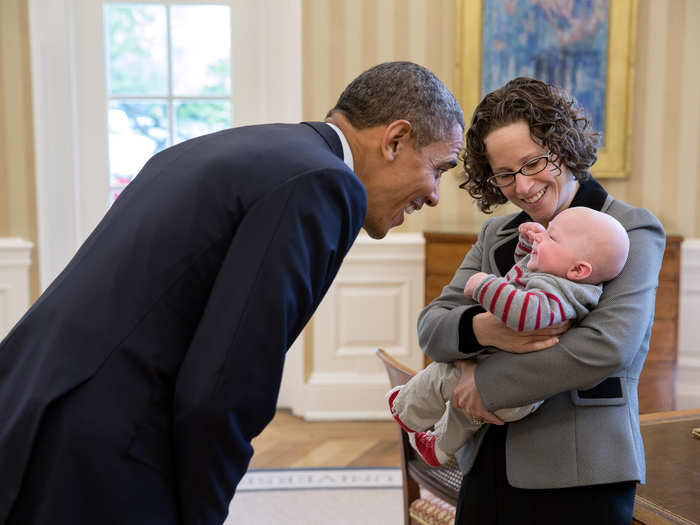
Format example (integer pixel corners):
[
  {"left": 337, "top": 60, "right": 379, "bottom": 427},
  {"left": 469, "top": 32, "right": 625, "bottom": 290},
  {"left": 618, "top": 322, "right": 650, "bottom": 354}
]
[{"left": 249, "top": 409, "right": 402, "bottom": 469}]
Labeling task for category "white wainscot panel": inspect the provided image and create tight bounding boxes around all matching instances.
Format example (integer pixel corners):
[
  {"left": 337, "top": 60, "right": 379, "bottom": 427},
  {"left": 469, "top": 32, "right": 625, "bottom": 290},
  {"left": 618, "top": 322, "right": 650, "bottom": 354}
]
[
  {"left": 301, "top": 232, "right": 425, "bottom": 420},
  {"left": 0, "top": 239, "right": 34, "bottom": 340},
  {"left": 677, "top": 239, "right": 700, "bottom": 409},
  {"left": 336, "top": 281, "right": 405, "bottom": 357}
]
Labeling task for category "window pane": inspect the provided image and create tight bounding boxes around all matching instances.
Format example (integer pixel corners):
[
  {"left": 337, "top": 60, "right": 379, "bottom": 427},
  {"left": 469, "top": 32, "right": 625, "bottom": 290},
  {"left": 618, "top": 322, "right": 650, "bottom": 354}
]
[
  {"left": 170, "top": 5, "right": 231, "bottom": 96},
  {"left": 174, "top": 100, "right": 231, "bottom": 143},
  {"left": 108, "top": 100, "right": 169, "bottom": 186},
  {"left": 110, "top": 188, "right": 123, "bottom": 203},
  {"left": 105, "top": 4, "right": 168, "bottom": 96}
]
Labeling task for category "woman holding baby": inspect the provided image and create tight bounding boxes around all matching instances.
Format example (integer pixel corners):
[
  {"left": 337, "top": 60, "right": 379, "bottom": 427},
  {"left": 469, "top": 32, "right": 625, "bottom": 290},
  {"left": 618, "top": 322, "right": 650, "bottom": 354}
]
[{"left": 418, "top": 77, "right": 665, "bottom": 524}]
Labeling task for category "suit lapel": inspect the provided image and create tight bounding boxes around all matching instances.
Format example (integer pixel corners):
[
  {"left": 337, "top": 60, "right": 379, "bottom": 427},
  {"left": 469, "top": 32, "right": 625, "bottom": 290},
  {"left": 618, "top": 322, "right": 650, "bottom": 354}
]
[
  {"left": 490, "top": 176, "right": 609, "bottom": 276},
  {"left": 301, "top": 122, "right": 344, "bottom": 161}
]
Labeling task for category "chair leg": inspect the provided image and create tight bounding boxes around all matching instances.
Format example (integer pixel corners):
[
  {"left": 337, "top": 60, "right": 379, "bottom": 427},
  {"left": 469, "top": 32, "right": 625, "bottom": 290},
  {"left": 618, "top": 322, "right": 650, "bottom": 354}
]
[{"left": 400, "top": 428, "right": 420, "bottom": 525}]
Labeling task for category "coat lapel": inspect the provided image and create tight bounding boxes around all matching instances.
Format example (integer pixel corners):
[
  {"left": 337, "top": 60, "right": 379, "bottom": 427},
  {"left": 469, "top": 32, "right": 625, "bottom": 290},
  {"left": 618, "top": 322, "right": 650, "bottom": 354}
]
[{"left": 490, "top": 176, "right": 609, "bottom": 276}]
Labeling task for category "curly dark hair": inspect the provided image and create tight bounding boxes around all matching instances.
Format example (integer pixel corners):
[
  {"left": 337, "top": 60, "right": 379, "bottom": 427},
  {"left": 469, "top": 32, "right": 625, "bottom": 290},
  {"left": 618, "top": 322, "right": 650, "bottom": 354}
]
[{"left": 462, "top": 77, "right": 600, "bottom": 213}]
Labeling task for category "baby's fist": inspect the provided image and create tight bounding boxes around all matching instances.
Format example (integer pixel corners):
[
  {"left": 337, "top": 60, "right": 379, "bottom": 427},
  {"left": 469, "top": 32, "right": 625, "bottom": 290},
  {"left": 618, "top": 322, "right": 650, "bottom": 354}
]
[
  {"left": 519, "top": 222, "right": 545, "bottom": 242},
  {"left": 464, "top": 272, "right": 488, "bottom": 298}
]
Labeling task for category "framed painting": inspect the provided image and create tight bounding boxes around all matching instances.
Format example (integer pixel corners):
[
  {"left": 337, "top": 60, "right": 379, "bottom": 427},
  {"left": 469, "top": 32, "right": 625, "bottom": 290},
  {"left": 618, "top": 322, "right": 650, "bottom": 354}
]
[{"left": 455, "top": 0, "right": 637, "bottom": 179}]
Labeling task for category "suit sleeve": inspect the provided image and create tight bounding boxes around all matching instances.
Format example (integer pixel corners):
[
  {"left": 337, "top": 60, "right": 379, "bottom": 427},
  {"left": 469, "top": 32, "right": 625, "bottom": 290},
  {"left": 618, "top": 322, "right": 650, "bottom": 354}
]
[
  {"left": 172, "top": 169, "right": 366, "bottom": 524},
  {"left": 475, "top": 208, "right": 665, "bottom": 410},
  {"left": 472, "top": 271, "right": 575, "bottom": 332}
]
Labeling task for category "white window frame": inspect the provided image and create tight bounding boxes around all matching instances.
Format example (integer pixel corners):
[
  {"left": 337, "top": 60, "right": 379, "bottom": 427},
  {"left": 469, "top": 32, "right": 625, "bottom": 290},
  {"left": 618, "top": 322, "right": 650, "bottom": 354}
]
[{"left": 28, "top": 0, "right": 302, "bottom": 290}]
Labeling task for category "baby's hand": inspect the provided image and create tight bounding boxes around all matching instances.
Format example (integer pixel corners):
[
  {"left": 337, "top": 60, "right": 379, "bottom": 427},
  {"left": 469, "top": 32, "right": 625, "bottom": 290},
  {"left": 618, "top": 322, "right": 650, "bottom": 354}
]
[
  {"left": 519, "top": 222, "right": 545, "bottom": 243},
  {"left": 464, "top": 272, "right": 488, "bottom": 298}
]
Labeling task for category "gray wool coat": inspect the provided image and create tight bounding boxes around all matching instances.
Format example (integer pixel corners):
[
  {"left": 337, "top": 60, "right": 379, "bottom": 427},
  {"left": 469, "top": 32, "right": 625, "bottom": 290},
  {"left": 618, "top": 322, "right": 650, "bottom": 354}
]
[{"left": 417, "top": 177, "right": 665, "bottom": 489}]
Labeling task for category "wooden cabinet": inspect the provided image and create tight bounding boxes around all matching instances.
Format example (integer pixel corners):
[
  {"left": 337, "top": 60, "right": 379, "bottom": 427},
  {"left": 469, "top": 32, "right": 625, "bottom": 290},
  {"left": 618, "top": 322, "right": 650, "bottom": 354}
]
[
  {"left": 640, "top": 236, "right": 682, "bottom": 413},
  {"left": 423, "top": 232, "right": 683, "bottom": 414}
]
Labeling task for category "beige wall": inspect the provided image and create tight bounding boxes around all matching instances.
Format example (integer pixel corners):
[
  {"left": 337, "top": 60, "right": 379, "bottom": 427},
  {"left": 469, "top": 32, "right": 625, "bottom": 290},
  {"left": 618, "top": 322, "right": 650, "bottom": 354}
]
[
  {"left": 0, "top": 0, "right": 697, "bottom": 292},
  {"left": 301, "top": 0, "right": 700, "bottom": 238},
  {"left": 0, "top": 0, "right": 39, "bottom": 299}
]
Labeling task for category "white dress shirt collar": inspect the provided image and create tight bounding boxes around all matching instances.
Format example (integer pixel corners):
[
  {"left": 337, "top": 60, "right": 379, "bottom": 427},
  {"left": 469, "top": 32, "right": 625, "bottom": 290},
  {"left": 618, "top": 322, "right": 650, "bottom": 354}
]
[{"left": 325, "top": 122, "right": 355, "bottom": 172}]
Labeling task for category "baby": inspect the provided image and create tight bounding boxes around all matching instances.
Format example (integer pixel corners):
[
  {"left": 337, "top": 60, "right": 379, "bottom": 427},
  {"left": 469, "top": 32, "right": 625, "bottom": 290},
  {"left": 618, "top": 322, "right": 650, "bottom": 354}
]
[{"left": 387, "top": 207, "right": 630, "bottom": 466}]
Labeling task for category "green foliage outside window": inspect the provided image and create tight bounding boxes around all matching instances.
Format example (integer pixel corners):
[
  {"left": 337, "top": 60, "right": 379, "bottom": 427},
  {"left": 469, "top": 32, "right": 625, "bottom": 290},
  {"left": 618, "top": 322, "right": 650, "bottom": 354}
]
[{"left": 105, "top": 3, "right": 231, "bottom": 178}]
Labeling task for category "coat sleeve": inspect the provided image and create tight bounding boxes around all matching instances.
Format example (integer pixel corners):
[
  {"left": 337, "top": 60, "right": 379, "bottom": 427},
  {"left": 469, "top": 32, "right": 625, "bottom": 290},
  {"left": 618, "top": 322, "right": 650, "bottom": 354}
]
[
  {"left": 475, "top": 208, "right": 665, "bottom": 411},
  {"left": 172, "top": 169, "right": 366, "bottom": 524}
]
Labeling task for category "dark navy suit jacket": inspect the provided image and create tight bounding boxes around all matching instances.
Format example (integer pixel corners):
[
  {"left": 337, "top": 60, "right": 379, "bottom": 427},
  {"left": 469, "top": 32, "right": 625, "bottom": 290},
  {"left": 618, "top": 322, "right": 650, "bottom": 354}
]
[{"left": 0, "top": 122, "right": 366, "bottom": 524}]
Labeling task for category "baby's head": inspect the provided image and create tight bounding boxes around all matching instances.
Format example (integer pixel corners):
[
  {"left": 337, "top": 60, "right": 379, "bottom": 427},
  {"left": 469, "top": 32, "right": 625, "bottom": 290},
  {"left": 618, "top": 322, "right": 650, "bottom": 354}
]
[{"left": 527, "top": 207, "right": 630, "bottom": 284}]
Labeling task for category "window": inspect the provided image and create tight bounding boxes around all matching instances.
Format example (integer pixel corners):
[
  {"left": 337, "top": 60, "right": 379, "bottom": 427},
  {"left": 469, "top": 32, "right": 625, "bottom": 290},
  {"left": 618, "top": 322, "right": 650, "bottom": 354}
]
[
  {"left": 29, "top": 0, "right": 300, "bottom": 288},
  {"left": 104, "top": 3, "right": 232, "bottom": 201}
]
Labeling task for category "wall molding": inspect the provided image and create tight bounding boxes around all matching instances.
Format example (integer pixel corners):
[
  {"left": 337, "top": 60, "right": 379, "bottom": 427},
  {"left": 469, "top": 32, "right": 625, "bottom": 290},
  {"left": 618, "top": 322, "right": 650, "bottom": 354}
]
[
  {"left": 677, "top": 238, "right": 700, "bottom": 409},
  {"left": 303, "top": 372, "right": 392, "bottom": 421},
  {"left": 0, "top": 238, "right": 34, "bottom": 267},
  {"left": 306, "top": 371, "right": 388, "bottom": 385},
  {"left": 0, "top": 238, "right": 33, "bottom": 339},
  {"left": 678, "top": 357, "right": 700, "bottom": 369},
  {"left": 278, "top": 233, "right": 425, "bottom": 420}
]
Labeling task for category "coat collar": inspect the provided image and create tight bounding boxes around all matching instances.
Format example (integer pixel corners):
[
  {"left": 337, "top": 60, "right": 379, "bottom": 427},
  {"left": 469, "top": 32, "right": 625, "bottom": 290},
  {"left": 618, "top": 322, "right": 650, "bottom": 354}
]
[
  {"left": 493, "top": 176, "right": 609, "bottom": 275},
  {"left": 301, "top": 121, "right": 345, "bottom": 161}
]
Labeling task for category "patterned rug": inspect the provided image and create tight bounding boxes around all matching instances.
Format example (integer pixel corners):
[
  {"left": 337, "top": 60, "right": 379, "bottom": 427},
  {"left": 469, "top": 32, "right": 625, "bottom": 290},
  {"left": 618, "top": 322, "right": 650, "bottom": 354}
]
[{"left": 225, "top": 467, "right": 403, "bottom": 524}]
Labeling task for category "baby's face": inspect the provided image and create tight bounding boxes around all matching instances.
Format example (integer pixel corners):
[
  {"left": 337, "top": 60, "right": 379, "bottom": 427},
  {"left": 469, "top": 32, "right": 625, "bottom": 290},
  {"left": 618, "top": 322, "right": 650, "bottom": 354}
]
[{"left": 526, "top": 214, "right": 582, "bottom": 277}]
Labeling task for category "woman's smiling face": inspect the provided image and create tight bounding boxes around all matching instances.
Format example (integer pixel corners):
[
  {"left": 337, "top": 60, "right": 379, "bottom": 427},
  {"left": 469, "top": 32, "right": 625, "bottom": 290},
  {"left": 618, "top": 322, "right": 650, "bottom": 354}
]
[{"left": 484, "top": 120, "right": 579, "bottom": 227}]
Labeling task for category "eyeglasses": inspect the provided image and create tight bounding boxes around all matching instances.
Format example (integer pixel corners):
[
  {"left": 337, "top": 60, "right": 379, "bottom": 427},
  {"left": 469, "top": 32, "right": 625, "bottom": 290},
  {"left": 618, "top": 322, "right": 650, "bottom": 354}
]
[{"left": 486, "top": 151, "right": 552, "bottom": 188}]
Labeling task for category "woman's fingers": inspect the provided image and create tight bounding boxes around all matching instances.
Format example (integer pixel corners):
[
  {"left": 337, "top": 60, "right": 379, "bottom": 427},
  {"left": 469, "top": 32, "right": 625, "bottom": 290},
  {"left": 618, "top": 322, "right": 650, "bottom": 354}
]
[
  {"left": 451, "top": 360, "right": 504, "bottom": 425},
  {"left": 540, "top": 320, "right": 570, "bottom": 335},
  {"left": 477, "top": 410, "right": 504, "bottom": 425},
  {"left": 474, "top": 313, "right": 571, "bottom": 352},
  {"left": 507, "top": 336, "right": 560, "bottom": 353}
]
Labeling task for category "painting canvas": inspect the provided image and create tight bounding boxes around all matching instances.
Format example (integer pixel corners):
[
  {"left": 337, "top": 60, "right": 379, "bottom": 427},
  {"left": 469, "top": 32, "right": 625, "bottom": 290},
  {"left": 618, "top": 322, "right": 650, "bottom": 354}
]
[
  {"left": 456, "top": 0, "right": 636, "bottom": 179},
  {"left": 482, "top": 0, "right": 609, "bottom": 138}
]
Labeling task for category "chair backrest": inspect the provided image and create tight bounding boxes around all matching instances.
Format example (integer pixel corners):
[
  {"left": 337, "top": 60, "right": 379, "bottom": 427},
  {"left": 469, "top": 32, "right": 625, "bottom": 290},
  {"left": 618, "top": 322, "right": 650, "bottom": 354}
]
[
  {"left": 376, "top": 348, "right": 460, "bottom": 525},
  {"left": 376, "top": 348, "right": 416, "bottom": 388}
]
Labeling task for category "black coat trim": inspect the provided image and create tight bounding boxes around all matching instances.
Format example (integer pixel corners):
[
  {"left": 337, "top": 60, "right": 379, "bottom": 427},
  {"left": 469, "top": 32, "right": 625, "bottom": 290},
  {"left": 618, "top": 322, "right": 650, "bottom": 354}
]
[{"left": 577, "top": 377, "right": 623, "bottom": 399}]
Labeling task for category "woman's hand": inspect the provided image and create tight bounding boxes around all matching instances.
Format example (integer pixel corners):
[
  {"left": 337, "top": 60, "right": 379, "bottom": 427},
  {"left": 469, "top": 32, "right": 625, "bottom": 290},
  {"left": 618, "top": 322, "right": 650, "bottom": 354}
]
[
  {"left": 473, "top": 311, "right": 569, "bottom": 353},
  {"left": 451, "top": 360, "right": 503, "bottom": 425}
]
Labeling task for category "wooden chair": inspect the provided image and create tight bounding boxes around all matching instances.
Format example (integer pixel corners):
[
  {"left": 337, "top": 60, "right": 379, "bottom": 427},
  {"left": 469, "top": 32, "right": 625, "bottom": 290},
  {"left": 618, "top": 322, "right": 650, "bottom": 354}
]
[{"left": 376, "top": 348, "right": 461, "bottom": 525}]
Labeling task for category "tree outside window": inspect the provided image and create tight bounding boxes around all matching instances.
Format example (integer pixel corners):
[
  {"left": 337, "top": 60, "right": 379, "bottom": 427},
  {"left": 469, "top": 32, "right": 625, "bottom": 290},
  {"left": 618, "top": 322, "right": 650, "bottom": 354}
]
[{"left": 105, "top": 4, "right": 232, "bottom": 201}]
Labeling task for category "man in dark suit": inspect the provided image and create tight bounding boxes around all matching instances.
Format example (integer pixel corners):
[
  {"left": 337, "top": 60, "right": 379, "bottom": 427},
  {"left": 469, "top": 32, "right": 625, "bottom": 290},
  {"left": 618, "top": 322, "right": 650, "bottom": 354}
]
[{"left": 0, "top": 61, "right": 464, "bottom": 524}]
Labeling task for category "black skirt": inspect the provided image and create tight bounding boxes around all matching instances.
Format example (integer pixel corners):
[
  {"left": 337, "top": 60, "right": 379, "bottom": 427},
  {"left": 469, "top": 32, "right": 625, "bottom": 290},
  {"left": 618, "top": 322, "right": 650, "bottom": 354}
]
[{"left": 454, "top": 423, "right": 637, "bottom": 525}]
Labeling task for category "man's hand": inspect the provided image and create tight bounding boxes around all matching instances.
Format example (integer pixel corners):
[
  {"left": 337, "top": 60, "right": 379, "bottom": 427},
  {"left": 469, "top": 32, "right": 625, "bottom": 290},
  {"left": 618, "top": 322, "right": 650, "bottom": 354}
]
[
  {"left": 451, "top": 360, "right": 503, "bottom": 425},
  {"left": 518, "top": 222, "right": 546, "bottom": 243},
  {"left": 464, "top": 272, "right": 489, "bottom": 298},
  {"left": 473, "top": 311, "right": 569, "bottom": 353}
]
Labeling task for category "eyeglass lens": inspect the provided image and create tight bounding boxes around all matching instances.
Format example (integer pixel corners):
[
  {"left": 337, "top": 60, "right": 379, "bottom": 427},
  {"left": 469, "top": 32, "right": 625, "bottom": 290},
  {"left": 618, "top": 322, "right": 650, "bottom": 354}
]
[{"left": 490, "top": 155, "right": 549, "bottom": 187}]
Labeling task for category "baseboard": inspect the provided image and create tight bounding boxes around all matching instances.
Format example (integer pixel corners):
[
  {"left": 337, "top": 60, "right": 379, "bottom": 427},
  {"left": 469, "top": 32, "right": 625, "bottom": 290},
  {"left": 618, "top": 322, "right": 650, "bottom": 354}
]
[
  {"left": 301, "top": 371, "right": 392, "bottom": 420},
  {"left": 301, "top": 411, "right": 391, "bottom": 421}
]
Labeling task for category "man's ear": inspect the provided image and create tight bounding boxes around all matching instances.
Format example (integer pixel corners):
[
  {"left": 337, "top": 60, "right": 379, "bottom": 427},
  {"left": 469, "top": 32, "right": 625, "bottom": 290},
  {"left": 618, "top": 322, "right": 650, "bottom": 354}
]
[
  {"left": 566, "top": 261, "right": 592, "bottom": 282},
  {"left": 381, "top": 120, "right": 412, "bottom": 161}
]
